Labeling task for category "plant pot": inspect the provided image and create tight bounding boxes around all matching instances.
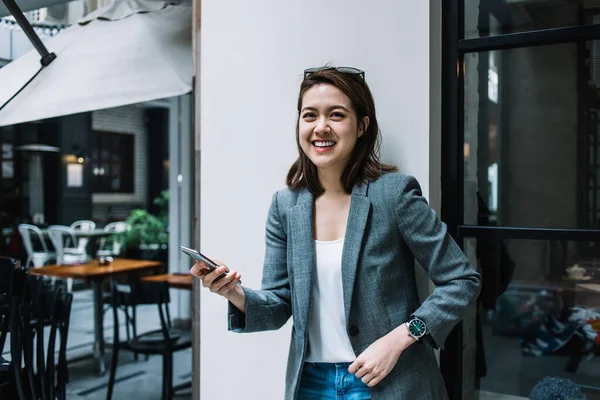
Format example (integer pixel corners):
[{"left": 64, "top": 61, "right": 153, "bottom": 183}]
[{"left": 125, "top": 244, "right": 168, "bottom": 269}]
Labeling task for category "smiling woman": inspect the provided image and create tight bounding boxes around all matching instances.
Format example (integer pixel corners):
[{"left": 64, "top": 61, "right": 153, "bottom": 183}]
[
  {"left": 190, "top": 66, "right": 481, "bottom": 400},
  {"left": 287, "top": 67, "right": 397, "bottom": 197}
]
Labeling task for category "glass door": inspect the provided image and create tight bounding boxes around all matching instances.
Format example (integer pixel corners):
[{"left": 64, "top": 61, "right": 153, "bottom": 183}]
[{"left": 441, "top": 1, "right": 600, "bottom": 399}]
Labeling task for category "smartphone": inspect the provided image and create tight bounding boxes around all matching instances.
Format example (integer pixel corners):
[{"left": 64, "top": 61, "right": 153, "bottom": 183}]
[
  {"left": 180, "top": 245, "right": 229, "bottom": 282},
  {"left": 180, "top": 245, "right": 220, "bottom": 270}
]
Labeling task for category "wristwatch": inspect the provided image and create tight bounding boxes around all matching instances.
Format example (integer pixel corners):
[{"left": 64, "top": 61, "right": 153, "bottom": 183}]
[{"left": 406, "top": 316, "right": 427, "bottom": 341}]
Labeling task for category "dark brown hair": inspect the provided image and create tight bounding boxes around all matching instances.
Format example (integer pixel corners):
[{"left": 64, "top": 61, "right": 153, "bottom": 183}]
[{"left": 286, "top": 67, "right": 397, "bottom": 196}]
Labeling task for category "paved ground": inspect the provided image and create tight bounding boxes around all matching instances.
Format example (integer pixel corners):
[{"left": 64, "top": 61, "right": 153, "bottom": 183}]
[{"left": 3, "top": 287, "right": 192, "bottom": 400}]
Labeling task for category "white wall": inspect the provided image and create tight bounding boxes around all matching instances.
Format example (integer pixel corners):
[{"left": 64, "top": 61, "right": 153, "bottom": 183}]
[{"left": 199, "top": 1, "right": 436, "bottom": 398}]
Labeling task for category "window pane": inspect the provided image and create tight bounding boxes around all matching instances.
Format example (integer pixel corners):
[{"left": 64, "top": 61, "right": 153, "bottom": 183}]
[
  {"left": 463, "top": 42, "right": 600, "bottom": 229},
  {"left": 464, "top": 0, "right": 595, "bottom": 39},
  {"left": 461, "top": 237, "right": 600, "bottom": 399},
  {"left": 101, "top": 148, "right": 111, "bottom": 163},
  {"left": 1, "top": 143, "right": 12, "bottom": 160},
  {"left": 2, "top": 161, "right": 13, "bottom": 178},
  {"left": 91, "top": 131, "right": 135, "bottom": 194}
]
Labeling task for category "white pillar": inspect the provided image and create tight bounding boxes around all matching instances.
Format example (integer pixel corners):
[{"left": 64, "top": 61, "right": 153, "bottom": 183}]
[
  {"left": 168, "top": 94, "right": 193, "bottom": 322},
  {"left": 196, "top": 1, "right": 439, "bottom": 398}
]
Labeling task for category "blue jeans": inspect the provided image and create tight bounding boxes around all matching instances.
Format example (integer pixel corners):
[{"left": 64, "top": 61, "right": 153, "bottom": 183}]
[{"left": 297, "top": 362, "right": 372, "bottom": 400}]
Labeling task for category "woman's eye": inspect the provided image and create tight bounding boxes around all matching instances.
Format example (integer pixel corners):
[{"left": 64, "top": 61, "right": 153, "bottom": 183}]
[
  {"left": 331, "top": 112, "right": 345, "bottom": 119},
  {"left": 302, "top": 113, "right": 316, "bottom": 119}
]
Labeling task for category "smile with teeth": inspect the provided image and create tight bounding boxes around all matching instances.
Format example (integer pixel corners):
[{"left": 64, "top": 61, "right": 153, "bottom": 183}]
[{"left": 312, "top": 140, "right": 336, "bottom": 148}]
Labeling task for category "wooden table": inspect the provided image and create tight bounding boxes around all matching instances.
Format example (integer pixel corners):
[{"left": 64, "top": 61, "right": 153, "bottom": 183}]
[
  {"left": 142, "top": 273, "right": 193, "bottom": 290},
  {"left": 577, "top": 283, "right": 600, "bottom": 293},
  {"left": 31, "top": 258, "right": 162, "bottom": 281},
  {"left": 31, "top": 258, "right": 163, "bottom": 375}
]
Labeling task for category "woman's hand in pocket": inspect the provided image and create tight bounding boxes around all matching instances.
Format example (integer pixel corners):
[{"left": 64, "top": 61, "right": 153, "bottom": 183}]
[{"left": 348, "top": 324, "right": 415, "bottom": 387}]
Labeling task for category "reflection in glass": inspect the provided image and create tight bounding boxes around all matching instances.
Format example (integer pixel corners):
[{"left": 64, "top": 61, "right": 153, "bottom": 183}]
[
  {"left": 463, "top": 42, "right": 600, "bottom": 229},
  {"left": 464, "top": 0, "right": 592, "bottom": 39},
  {"left": 464, "top": 238, "right": 600, "bottom": 399}
]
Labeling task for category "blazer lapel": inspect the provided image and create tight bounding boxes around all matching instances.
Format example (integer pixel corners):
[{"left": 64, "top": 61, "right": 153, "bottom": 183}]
[
  {"left": 342, "top": 182, "right": 371, "bottom": 325},
  {"left": 289, "top": 187, "right": 315, "bottom": 330}
]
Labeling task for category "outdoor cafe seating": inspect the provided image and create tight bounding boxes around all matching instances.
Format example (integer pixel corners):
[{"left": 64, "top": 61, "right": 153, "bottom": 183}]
[
  {"left": 0, "top": 216, "right": 194, "bottom": 399},
  {"left": 17, "top": 220, "right": 119, "bottom": 270}
]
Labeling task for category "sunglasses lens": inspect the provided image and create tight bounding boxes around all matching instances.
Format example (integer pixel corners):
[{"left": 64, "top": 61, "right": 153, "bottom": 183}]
[
  {"left": 336, "top": 67, "right": 363, "bottom": 75},
  {"left": 304, "top": 67, "right": 324, "bottom": 76},
  {"left": 303, "top": 67, "right": 365, "bottom": 80}
]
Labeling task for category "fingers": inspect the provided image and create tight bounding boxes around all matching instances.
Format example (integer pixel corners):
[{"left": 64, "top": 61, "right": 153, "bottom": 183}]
[
  {"left": 215, "top": 272, "right": 241, "bottom": 295},
  {"left": 349, "top": 361, "right": 381, "bottom": 387},
  {"left": 199, "top": 266, "right": 241, "bottom": 296},
  {"left": 348, "top": 359, "right": 361, "bottom": 375},
  {"left": 210, "top": 269, "right": 237, "bottom": 292},
  {"left": 190, "top": 262, "right": 209, "bottom": 277},
  {"left": 189, "top": 259, "right": 241, "bottom": 299},
  {"left": 202, "top": 266, "right": 229, "bottom": 287},
  {"left": 190, "top": 263, "right": 204, "bottom": 276},
  {"left": 354, "top": 364, "right": 367, "bottom": 378},
  {"left": 363, "top": 374, "right": 380, "bottom": 387},
  {"left": 358, "top": 368, "right": 379, "bottom": 387}
]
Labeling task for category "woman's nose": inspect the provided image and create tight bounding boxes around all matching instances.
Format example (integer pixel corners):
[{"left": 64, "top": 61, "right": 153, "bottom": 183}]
[{"left": 314, "top": 118, "right": 329, "bottom": 134}]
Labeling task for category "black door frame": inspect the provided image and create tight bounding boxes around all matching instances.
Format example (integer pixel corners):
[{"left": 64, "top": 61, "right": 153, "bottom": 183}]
[{"left": 440, "top": 1, "right": 600, "bottom": 398}]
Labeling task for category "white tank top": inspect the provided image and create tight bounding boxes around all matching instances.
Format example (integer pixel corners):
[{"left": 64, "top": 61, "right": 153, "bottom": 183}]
[{"left": 305, "top": 238, "right": 356, "bottom": 363}]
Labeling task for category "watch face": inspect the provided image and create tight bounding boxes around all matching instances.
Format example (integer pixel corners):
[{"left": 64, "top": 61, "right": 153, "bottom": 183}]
[{"left": 408, "top": 318, "right": 426, "bottom": 338}]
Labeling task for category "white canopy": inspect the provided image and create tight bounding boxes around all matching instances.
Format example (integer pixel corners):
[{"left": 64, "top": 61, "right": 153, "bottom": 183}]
[
  {"left": 0, "top": 0, "right": 192, "bottom": 127},
  {"left": 0, "top": 0, "right": 68, "bottom": 18}
]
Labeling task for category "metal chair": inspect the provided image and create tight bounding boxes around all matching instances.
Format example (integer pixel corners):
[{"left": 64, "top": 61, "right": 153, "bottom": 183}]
[
  {"left": 47, "top": 225, "right": 87, "bottom": 262},
  {"left": 99, "top": 221, "right": 130, "bottom": 256},
  {"left": 70, "top": 220, "right": 96, "bottom": 254},
  {"left": 17, "top": 224, "right": 56, "bottom": 268},
  {"left": 47, "top": 225, "right": 88, "bottom": 293}
]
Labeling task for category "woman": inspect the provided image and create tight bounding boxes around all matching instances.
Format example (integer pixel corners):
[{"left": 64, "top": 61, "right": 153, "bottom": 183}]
[{"left": 191, "top": 66, "right": 481, "bottom": 400}]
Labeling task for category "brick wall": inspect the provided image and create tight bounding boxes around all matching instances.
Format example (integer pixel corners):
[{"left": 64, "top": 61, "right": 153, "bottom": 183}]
[{"left": 91, "top": 105, "right": 148, "bottom": 223}]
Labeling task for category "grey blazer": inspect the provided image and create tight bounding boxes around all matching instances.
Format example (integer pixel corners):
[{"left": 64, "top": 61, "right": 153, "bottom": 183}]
[{"left": 228, "top": 172, "right": 481, "bottom": 400}]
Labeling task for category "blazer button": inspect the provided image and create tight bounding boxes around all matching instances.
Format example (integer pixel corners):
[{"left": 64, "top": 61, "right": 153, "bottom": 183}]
[{"left": 349, "top": 325, "right": 359, "bottom": 337}]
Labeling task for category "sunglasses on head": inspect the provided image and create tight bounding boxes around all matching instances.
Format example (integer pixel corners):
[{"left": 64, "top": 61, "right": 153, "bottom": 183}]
[{"left": 303, "top": 66, "right": 365, "bottom": 80}]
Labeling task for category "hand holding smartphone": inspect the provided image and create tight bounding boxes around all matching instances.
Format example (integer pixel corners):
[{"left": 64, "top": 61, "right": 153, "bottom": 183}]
[{"left": 180, "top": 245, "right": 233, "bottom": 282}]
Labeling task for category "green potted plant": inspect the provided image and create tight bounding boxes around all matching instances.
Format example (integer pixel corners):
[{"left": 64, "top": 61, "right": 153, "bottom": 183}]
[{"left": 122, "top": 191, "right": 169, "bottom": 262}]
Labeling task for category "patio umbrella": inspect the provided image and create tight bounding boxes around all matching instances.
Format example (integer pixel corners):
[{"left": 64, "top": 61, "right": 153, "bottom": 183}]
[
  {"left": 0, "top": 0, "right": 69, "bottom": 18},
  {"left": 0, "top": 0, "right": 192, "bottom": 127}
]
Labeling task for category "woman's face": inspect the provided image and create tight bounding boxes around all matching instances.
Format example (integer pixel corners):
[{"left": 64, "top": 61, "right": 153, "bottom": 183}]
[{"left": 298, "top": 83, "right": 368, "bottom": 174}]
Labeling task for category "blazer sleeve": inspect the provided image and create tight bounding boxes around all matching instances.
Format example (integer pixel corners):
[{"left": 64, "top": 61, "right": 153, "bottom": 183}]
[
  {"left": 394, "top": 175, "right": 481, "bottom": 349},
  {"left": 228, "top": 191, "right": 292, "bottom": 333}
]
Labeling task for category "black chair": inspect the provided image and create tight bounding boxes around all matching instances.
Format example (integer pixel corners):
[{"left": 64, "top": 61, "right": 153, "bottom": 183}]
[
  {"left": 23, "top": 275, "right": 73, "bottom": 400},
  {"left": 102, "top": 269, "right": 169, "bottom": 362},
  {"left": 0, "top": 256, "right": 18, "bottom": 363},
  {"left": 106, "top": 281, "right": 192, "bottom": 400},
  {"left": 46, "top": 281, "right": 73, "bottom": 400},
  {"left": 0, "top": 257, "right": 25, "bottom": 398},
  {"left": 0, "top": 264, "right": 73, "bottom": 400},
  {"left": 101, "top": 281, "right": 142, "bottom": 361}
]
